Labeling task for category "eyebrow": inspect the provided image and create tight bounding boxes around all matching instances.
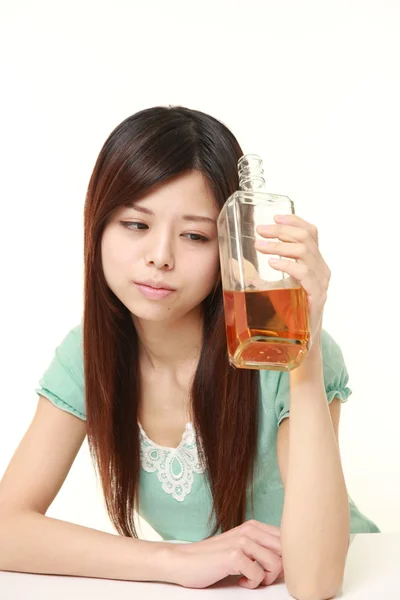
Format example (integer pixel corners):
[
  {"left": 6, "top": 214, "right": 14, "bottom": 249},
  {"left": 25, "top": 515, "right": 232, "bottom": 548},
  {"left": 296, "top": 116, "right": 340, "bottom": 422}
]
[{"left": 127, "top": 203, "right": 217, "bottom": 224}]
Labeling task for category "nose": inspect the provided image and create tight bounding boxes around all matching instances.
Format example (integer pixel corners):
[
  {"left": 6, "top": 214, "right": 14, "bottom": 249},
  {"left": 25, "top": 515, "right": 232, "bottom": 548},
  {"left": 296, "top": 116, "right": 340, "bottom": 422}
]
[{"left": 145, "top": 231, "right": 175, "bottom": 270}]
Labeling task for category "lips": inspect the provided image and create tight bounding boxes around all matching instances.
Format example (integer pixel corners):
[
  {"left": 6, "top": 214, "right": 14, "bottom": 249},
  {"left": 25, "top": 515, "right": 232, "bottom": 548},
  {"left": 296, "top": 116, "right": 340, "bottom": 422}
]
[
  {"left": 134, "top": 279, "right": 175, "bottom": 291},
  {"left": 133, "top": 280, "right": 176, "bottom": 300}
]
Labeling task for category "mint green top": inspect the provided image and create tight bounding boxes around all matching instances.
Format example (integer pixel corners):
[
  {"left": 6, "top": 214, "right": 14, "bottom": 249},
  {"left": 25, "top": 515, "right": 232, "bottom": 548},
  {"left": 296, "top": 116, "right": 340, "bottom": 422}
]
[{"left": 35, "top": 323, "right": 380, "bottom": 541}]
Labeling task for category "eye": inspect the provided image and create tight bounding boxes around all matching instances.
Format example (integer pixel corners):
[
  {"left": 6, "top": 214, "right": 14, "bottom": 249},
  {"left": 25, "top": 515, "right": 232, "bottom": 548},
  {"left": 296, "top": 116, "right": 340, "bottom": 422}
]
[
  {"left": 121, "top": 221, "right": 148, "bottom": 230},
  {"left": 183, "top": 233, "right": 209, "bottom": 242}
]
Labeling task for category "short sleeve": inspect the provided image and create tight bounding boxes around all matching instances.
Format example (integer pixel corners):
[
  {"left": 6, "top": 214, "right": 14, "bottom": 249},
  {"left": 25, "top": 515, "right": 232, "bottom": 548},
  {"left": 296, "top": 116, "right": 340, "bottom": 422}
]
[
  {"left": 275, "top": 329, "right": 352, "bottom": 428},
  {"left": 35, "top": 323, "right": 86, "bottom": 421}
]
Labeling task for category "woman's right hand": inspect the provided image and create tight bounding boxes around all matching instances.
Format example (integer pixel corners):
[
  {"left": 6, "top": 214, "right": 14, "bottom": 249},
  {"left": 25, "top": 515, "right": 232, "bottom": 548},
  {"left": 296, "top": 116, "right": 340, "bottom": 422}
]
[{"left": 168, "top": 519, "right": 284, "bottom": 590}]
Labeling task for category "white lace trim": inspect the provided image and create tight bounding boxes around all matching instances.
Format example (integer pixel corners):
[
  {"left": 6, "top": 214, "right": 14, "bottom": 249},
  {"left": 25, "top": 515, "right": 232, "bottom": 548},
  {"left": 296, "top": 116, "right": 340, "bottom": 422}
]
[{"left": 139, "top": 422, "right": 205, "bottom": 502}]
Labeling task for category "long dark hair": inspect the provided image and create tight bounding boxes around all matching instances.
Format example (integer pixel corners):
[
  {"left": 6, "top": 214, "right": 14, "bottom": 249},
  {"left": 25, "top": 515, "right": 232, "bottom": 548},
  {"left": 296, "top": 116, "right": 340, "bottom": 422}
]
[{"left": 83, "top": 105, "right": 259, "bottom": 537}]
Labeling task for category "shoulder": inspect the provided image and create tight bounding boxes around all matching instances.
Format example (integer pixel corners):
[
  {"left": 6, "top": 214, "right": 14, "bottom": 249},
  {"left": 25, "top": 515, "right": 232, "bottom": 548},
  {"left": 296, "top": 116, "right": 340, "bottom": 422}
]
[
  {"left": 320, "top": 328, "right": 346, "bottom": 369},
  {"left": 258, "top": 329, "right": 352, "bottom": 428},
  {"left": 35, "top": 321, "right": 85, "bottom": 420},
  {"left": 62, "top": 321, "right": 83, "bottom": 346},
  {"left": 53, "top": 322, "right": 84, "bottom": 379},
  {"left": 319, "top": 329, "right": 351, "bottom": 400}
]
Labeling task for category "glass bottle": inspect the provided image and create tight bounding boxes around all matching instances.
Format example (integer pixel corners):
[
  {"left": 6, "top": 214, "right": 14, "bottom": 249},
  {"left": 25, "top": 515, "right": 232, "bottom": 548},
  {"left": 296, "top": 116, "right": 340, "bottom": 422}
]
[{"left": 217, "top": 154, "right": 311, "bottom": 371}]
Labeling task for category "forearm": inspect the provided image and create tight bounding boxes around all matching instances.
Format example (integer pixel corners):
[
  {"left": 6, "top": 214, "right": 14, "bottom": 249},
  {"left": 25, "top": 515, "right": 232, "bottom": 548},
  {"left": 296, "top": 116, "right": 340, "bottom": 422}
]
[
  {"left": 0, "top": 509, "right": 174, "bottom": 583},
  {"left": 281, "top": 344, "right": 350, "bottom": 599}
]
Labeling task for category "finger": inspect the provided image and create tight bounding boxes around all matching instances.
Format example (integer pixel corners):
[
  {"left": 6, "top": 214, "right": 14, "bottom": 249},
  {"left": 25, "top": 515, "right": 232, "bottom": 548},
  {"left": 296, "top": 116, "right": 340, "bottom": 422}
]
[
  {"left": 193, "top": 520, "right": 281, "bottom": 557},
  {"left": 268, "top": 258, "right": 322, "bottom": 297},
  {"left": 261, "top": 565, "right": 285, "bottom": 587},
  {"left": 240, "top": 519, "right": 281, "bottom": 539},
  {"left": 236, "top": 540, "right": 282, "bottom": 589},
  {"left": 190, "top": 519, "right": 281, "bottom": 556},
  {"left": 256, "top": 223, "right": 318, "bottom": 247},
  {"left": 234, "top": 553, "right": 265, "bottom": 590},
  {"left": 260, "top": 568, "right": 284, "bottom": 586},
  {"left": 274, "top": 214, "right": 319, "bottom": 244},
  {"left": 255, "top": 240, "right": 330, "bottom": 288},
  {"left": 241, "top": 538, "right": 283, "bottom": 575},
  {"left": 237, "top": 524, "right": 282, "bottom": 556},
  {"left": 240, "top": 565, "right": 284, "bottom": 590},
  {"left": 254, "top": 240, "right": 318, "bottom": 263}
]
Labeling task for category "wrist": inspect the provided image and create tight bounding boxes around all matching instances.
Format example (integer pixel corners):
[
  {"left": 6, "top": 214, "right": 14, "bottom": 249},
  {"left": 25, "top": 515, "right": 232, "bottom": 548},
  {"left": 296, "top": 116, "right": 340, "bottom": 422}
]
[
  {"left": 304, "top": 328, "right": 322, "bottom": 362},
  {"left": 291, "top": 334, "right": 324, "bottom": 386},
  {"left": 154, "top": 542, "right": 188, "bottom": 585}
]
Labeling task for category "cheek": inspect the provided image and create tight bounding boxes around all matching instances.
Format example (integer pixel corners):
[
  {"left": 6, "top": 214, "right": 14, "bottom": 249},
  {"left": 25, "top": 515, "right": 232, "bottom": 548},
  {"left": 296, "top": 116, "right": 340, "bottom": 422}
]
[
  {"left": 186, "top": 247, "right": 220, "bottom": 286},
  {"left": 101, "top": 233, "right": 116, "bottom": 273},
  {"left": 102, "top": 230, "right": 130, "bottom": 266},
  {"left": 208, "top": 246, "right": 221, "bottom": 278},
  {"left": 101, "top": 231, "right": 130, "bottom": 285}
]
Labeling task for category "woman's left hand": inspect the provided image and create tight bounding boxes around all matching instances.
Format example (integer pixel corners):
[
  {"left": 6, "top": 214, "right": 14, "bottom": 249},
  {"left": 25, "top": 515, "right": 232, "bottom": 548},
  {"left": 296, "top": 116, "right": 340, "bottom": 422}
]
[{"left": 254, "top": 214, "right": 331, "bottom": 345}]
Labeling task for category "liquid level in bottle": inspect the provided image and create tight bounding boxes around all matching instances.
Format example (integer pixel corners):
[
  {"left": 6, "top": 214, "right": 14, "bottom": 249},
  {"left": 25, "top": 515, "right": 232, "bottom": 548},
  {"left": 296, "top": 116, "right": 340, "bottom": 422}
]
[{"left": 223, "top": 287, "right": 310, "bottom": 371}]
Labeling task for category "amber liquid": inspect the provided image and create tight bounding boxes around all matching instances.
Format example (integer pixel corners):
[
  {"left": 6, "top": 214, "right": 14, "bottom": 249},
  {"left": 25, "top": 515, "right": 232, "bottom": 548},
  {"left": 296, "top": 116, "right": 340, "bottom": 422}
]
[{"left": 223, "top": 287, "right": 310, "bottom": 371}]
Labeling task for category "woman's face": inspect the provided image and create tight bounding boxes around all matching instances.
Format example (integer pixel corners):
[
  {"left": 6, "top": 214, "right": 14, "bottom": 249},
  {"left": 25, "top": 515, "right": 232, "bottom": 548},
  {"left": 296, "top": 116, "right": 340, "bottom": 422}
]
[{"left": 101, "top": 169, "right": 221, "bottom": 323}]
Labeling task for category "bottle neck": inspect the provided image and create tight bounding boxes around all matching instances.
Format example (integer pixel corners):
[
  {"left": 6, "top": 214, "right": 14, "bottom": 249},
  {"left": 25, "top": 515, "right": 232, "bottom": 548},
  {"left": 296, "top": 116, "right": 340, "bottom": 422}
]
[{"left": 238, "top": 154, "right": 265, "bottom": 191}]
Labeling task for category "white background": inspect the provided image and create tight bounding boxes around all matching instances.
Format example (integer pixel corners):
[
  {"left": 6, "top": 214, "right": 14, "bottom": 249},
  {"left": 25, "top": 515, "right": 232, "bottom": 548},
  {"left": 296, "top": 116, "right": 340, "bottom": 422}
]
[{"left": 0, "top": 0, "right": 399, "bottom": 539}]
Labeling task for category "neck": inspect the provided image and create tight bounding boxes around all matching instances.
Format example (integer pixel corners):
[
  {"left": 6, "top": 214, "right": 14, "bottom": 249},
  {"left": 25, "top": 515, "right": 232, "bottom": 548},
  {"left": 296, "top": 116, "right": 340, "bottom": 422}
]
[{"left": 132, "top": 306, "right": 204, "bottom": 373}]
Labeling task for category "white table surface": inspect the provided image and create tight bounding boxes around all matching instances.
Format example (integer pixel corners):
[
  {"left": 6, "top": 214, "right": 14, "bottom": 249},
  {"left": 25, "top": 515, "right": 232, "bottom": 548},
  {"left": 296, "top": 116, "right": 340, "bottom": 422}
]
[{"left": 1, "top": 533, "right": 399, "bottom": 599}]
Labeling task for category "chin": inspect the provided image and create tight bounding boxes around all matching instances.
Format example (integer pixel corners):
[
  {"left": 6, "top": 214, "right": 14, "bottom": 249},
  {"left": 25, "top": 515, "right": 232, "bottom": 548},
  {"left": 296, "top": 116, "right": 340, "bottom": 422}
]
[
  {"left": 131, "top": 310, "right": 173, "bottom": 323},
  {"left": 124, "top": 300, "right": 177, "bottom": 323}
]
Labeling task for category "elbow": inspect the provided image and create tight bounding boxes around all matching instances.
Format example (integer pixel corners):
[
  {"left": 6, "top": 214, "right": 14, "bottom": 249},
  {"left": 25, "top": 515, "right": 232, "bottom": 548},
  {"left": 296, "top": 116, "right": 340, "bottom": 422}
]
[
  {"left": 283, "top": 539, "right": 348, "bottom": 600},
  {"left": 287, "top": 578, "right": 343, "bottom": 600},
  {"left": 285, "top": 564, "right": 345, "bottom": 600}
]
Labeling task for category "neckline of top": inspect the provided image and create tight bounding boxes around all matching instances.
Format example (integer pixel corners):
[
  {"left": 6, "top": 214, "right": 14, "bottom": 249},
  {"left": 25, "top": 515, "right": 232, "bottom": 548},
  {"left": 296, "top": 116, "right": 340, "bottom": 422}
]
[{"left": 138, "top": 421, "right": 195, "bottom": 451}]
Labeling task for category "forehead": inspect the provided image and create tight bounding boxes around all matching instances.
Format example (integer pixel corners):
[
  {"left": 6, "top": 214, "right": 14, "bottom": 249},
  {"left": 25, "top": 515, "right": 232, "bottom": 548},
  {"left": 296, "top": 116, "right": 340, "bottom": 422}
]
[{"left": 130, "top": 170, "right": 219, "bottom": 216}]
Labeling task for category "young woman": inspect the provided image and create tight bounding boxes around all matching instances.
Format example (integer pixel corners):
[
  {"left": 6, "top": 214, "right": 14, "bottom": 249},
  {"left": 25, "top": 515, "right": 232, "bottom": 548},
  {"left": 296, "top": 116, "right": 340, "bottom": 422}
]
[{"left": 0, "top": 106, "right": 379, "bottom": 597}]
